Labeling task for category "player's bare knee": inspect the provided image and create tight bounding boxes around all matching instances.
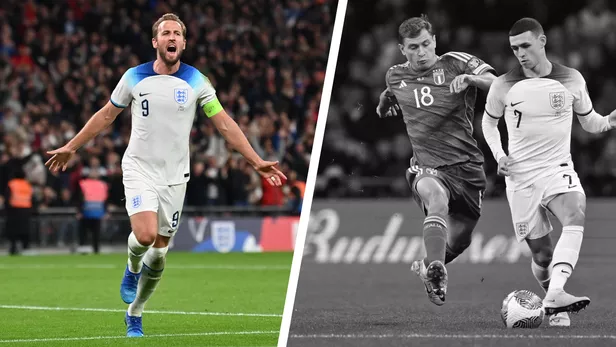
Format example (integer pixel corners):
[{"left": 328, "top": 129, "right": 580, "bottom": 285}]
[
  {"left": 131, "top": 221, "right": 157, "bottom": 245},
  {"left": 416, "top": 179, "right": 449, "bottom": 215},
  {"left": 133, "top": 230, "right": 156, "bottom": 246},
  {"left": 425, "top": 196, "right": 448, "bottom": 215},
  {"left": 427, "top": 199, "right": 448, "bottom": 214},
  {"left": 130, "top": 212, "right": 158, "bottom": 245}
]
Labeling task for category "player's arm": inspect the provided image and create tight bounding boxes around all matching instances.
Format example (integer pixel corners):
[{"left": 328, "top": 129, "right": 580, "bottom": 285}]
[
  {"left": 377, "top": 68, "right": 400, "bottom": 118},
  {"left": 466, "top": 71, "right": 496, "bottom": 92},
  {"left": 577, "top": 110, "right": 614, "bottom": 133},
  {"left": 197, "top": 72, "right": 284, "bottom": 185},
  {"left": 205, "top": 99, "right": 286, "bottom": 186},
  {"left": 449, "top": 53, "right": 496, "bottom": 93},
  {"left": 570, "top": 71, "right": 614, "bottom": 133},
  {"left": 65, "top": 102, "right": 123, "bottom": 151},
  {"left": 208, "top": 109, "right": 262, "bottom": 167},
  {"left": 46, "top": 102, "right": 123, "bottom": 171},
  {"left": 451, "top": 70, "right": 496, "bottom": 94},
  {"left": 481, "top": 78, "right": 509, "bottom": 176},
  {"left": 482, "top": 112, "right": 506, "bottom": 163},
  {"left": 47, "top": 68, "right": 134, "bottom": 171}
]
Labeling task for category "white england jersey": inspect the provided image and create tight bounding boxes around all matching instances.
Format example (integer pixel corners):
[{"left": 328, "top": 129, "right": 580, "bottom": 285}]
[
  {"left": 484, "top": 63, "right": 593, "bottom": 190},
  {"left": 110, "top": 62, "right": 217, "bottom": 185}
]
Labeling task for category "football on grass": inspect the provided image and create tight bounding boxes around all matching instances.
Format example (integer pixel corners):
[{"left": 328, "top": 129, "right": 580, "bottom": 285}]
[{"left": 501, "top": 290, "right": 544, "bottom": 328}]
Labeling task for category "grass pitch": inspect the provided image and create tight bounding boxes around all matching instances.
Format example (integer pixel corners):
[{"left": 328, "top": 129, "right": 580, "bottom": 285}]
[{"left": 0, "top": 252, "right": 292, "bottom": 346}]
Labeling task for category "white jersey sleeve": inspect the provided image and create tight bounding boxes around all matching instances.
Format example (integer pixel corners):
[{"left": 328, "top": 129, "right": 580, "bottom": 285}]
[
  {"left": 195, "top": 74, "right": 216, "bottom": 107},
  {"left": 484, "top": 77, "right": 507, "bottom": 119},
  {"left": 571, "top": 70, "right": 593, "bottom": 116},
  {"left": 110, "top": 68, "right": 136, "bottom": 108},
  {"left": 188, "top": 72, "right": 223, "bottom": 118}
]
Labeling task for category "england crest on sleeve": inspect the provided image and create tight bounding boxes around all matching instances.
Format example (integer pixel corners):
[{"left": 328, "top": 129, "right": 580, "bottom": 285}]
[
  {"left": 433, "top": 69, "right": 445, "bottom": 85},
  {"left": 131, "top": 195, "right": 142, "bottom": 209},
  {"left": 549, "top": 92, "right": 565, "bottom": 110},
  {"left": 174, "top": 88, "right": 188, "bottom": 105}
]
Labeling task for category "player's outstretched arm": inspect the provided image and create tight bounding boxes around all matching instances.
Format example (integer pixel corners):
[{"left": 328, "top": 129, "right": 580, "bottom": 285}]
[
  {"left": 450, "top": 71, "right": 496, "bottom": 94},
  {"left": 470, "top": 71, "right": 497, "bottom": 91},
  {"left": 45, "top": 102, "right": 123, "bottom": 172},
  {"left": 210, "top": 110, "right": 286, "bottom": 186},
  {"left": 577, "top": 109, "right": 616, "bottom": 133}
]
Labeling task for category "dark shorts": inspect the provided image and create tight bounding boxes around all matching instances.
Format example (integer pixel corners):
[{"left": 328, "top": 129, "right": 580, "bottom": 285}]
[{"left": 406, "top": 159, "right": 486, "bottom": 219}]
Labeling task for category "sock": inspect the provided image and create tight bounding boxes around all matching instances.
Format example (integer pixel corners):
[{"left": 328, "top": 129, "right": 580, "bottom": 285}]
[
  {"left": 128, "top": 246, "right": 168, "bottom": 317},
  {"left": 531, "top": 259, "right": 551, "bottom": 293},
  {"left": 548, "top": 226, "right": 584, "bottom": 292},
  {"left": 422, "top": 214, "right": 447, "bottom": 267},
  {"left": 127, "top": 232, "right": 153, "bottom": 274},
  {"left": 444, "top": 243, "right": 460, "bottom": 264}
]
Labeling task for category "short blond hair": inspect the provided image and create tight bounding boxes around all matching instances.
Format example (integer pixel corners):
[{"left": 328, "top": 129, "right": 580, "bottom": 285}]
[{"left": 152, "top": 13, "right": 186, "bottom": 38}]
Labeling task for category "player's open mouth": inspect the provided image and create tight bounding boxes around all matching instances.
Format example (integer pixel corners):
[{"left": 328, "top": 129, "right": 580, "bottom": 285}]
[{"left": 167, "top": 46, "right": 177, "bottom": 53}]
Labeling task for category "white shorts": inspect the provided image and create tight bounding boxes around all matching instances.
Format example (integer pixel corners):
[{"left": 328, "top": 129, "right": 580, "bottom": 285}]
[
  {"left": 123, "top": 171, "right": 187, "bottom": 237},
  {"left": 506, "top": 166, "right": 585, "bottom": 242}
]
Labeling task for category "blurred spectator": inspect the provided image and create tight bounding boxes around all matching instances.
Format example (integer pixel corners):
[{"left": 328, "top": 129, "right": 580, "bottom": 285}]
[
  {"left": 224, "top": 158, "right": 252, "bottom": 206},
  {"left": 316, "top": 0, "right": 616, "bottom": 199},
  {"left": 287, "top": 170, "right": 306, "bottom": 199},
  {"left": 186, "top": 161, "right": 209, "bottom": 206},
  {"left": 4, "top": 168, "right": 33, "bottom": 255},
  {"left": 76, "top": 169, "right": 108, "bottom": 254},
  {"left": 286, "top": 185, "right": 303, "bottom": 216},
  {"left": 0, "top": 0, "right": 334, "bottom": 211}
]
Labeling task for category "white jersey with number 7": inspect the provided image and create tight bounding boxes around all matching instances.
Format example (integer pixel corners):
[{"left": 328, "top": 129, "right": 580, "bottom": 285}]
[{"left": 484, "top": 63, "right": 593, "bottom": 190}]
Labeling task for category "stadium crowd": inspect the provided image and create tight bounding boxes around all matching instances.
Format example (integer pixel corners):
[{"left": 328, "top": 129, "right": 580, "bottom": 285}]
[
  {"left": 317, "top": 0, "right": 616, "bottom": 199},
  {"left": 0, "top": 0, "right": 333, "bottom": 213}
]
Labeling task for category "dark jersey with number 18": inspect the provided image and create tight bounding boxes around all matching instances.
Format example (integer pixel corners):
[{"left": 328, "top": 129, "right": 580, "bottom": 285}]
[{"left": 386, "top": 52, "right": 495, "bottom": 169}]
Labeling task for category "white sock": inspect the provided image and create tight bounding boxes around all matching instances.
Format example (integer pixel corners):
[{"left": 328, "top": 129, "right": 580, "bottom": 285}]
[
  {"left": 550, "top": 263, "right": 572, "bottom": 291},
  {"left": 127, "top": 232, "right": 153, "bottom": 274},
  {"left": 128, "top": 246, "right": 168, "bottom": 317},
  {"left": 531, "top": 259, "right": 550, "bottom": 293},
  {"left": 548, "top": 226, "right": 583, "bottom": 292}
]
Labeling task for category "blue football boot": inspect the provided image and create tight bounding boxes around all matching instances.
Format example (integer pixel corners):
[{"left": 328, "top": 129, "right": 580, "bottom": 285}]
[
  {"left": 125, "top": 312, "right": 144, "bottom": 337},
  {"left": 120, "top": 265, "right": 141, "bottom": 304}
]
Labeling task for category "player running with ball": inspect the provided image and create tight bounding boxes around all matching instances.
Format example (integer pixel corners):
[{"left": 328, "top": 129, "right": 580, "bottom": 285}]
[
  {"left": 45, "top": 13, "right": 286, "bottom": 337},
  {"left": 482, "top": 18, "right": 616, "bottom": 327},
  {"left": 377, "top": 15, "right": 496, "bottom": 306}
]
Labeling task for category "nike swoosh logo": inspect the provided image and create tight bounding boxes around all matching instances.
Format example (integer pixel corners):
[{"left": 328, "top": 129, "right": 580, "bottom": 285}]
[
  {"left": 139, "top": 92, "right": 151, "bottom": 97},
  {"left": 511, "top": 101, "right": 524, "bottom": 107},
  {"left": 568, "top": 185, "right": 577, "bottom": 189}
]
